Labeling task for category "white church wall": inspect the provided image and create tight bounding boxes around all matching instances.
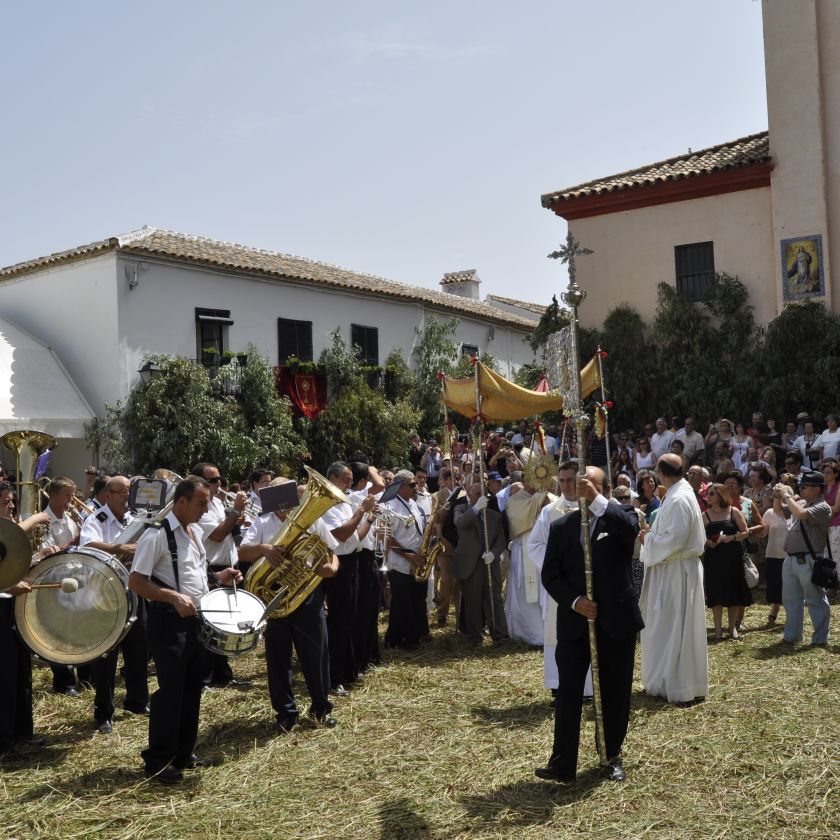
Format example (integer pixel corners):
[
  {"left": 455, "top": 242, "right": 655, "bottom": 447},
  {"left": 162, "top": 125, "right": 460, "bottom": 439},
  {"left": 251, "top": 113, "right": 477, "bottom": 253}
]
[{"left": 569, "top": 186, "right": 776, "bottom": 329}]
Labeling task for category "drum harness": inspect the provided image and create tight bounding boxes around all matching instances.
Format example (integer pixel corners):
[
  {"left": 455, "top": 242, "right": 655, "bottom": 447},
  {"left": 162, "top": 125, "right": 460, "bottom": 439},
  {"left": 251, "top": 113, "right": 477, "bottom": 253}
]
[{"left": 147, "top": 521, "right": 213, "bottom": 613}]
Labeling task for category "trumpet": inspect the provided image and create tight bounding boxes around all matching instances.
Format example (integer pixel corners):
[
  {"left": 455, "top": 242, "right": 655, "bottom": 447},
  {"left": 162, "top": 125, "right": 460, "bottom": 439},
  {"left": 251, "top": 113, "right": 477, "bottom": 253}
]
[
  {"left": 217, "top": 489, "right": 262, "bottom": 521},
  {"left": 371, "top": 507, "right": 415, "bottom": 560}
]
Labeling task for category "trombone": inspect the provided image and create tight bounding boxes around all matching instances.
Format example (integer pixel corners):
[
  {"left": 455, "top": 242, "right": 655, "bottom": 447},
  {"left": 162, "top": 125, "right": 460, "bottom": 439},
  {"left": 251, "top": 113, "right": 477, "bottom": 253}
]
[
  {"left": 218, "top": 488, "right": 262, "bottom": 520},
  {"left": 37, "top": 478, "right": 94, "bottom": 528}
]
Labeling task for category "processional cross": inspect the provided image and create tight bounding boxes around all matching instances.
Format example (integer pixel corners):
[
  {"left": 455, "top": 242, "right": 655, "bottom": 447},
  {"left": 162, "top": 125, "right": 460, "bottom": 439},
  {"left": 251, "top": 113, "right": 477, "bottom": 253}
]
[{"left": 547, "top": 229, "right": 608, "bottom": 765}]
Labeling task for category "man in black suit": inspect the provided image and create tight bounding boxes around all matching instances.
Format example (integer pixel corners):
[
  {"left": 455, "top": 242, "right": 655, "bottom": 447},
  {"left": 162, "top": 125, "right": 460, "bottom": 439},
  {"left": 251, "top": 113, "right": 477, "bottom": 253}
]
[{"left": 536, "top": 466, "right": 643, "bottom": 783}]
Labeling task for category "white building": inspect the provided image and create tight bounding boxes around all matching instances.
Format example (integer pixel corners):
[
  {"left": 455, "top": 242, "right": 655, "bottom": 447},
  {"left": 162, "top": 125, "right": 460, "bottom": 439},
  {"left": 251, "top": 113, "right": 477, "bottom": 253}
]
[
  {"left": 0, "top": 227, "right": 541, "bottom": 478},
  {"left": 541, "top": 0, "right": 839, "bottom": 329}
]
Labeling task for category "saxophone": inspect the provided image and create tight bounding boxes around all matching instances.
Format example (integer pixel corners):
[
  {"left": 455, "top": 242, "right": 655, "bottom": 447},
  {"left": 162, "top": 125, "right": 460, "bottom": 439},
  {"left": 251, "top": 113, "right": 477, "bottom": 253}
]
[{"left": 412, "top": 493, "right": 441, "bottom": 582}]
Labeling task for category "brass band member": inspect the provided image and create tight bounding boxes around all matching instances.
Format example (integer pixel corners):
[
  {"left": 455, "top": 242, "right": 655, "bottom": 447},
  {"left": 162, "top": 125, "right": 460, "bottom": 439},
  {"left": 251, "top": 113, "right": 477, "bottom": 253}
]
[
  {"left": 346, "top": 461, "right": 386, "bottom": 677},
  {"left": 433, "top": 467, "right": 462, "bottom": 627},
  {"left": 320, "top": 462, "right": 376, "bottom": 695},
  {"left": 79, "top": 476, "right": 148, "bottom": 734},
  {"left": 382, "top": 470, "right": 427, "bottom": 650},
  {"left": 238, "top": 478, "right": 339, "bottom": 731},
  {"left": 193, "top": 462, "right": 248, "bottom": 689},
  {"left": 128, "top": 477, "right": 241, "bottom": 784},
  {"left": 41, "top": 476, "right": 87, "bottom": 697},
  {"left": 0, "top": 481, "right": 59, "bottom": 754}
]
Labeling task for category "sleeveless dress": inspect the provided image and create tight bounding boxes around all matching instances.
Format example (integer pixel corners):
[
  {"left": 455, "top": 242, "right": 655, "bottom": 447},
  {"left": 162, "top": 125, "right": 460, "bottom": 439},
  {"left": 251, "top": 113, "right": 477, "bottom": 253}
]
[
  {"left": 702, "top": 510, "right": 753, "bottom": 607},
  {"left": 731, "top": 436, "right": 750, "bottom": 472}
]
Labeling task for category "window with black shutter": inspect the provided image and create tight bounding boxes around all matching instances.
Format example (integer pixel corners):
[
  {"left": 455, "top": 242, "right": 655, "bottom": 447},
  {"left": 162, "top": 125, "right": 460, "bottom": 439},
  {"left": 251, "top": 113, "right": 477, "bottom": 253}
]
[
  {"left": 195, "top": 308, "right": 233, "bottom": 367},
  {"left": 351, "top": 324, "right": 379, "bottom": 366},
  {"left": 461, "top": 343, "right": 479, "bottom": 359},
  {"left": 277, "top": 318, "right": 314, "bottom": 363},
  {"left": 675, "top": 242, "right": 715, "bottom": 301}
]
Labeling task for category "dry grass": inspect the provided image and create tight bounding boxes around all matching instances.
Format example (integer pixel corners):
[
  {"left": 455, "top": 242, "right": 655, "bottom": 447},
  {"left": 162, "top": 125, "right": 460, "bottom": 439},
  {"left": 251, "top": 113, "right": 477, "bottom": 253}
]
[{"left": 1, "top": 604, "right": 839, "bottom": 840}]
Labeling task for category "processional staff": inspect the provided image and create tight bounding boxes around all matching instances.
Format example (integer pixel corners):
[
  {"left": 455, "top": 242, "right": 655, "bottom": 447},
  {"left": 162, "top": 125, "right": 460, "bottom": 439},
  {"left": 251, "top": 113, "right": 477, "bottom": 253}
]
[
  {"left": 548, "top": 231, "right": 608, "bottom": 765},
  {"left": 471, "top": 356, "right": 497, "bottom": 636}
]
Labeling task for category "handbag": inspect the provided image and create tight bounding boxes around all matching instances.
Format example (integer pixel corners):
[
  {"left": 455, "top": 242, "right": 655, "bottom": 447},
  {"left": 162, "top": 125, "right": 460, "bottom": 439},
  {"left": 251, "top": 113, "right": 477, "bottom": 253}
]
[
  {"left": 799, "top": 521, "right": 839, "bottom": 590},
  {"left": 743, "top": 553, "right": 759, "bottom": 588}
]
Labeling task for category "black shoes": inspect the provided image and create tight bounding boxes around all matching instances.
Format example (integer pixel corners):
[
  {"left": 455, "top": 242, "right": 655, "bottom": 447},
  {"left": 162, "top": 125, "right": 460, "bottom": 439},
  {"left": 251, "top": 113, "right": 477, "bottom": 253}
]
[
  {"left": 144, "top": 764, "right": 183, "bottom": 784},
  {"left": 602, "top": 758, "right": 626, "bottom": 782},
  {"left": 534, "top": 765, "right": 575, "bottom": 783},
  {"left": 308, "top": 712, "right": 338, "bottom": 728},
  {"left": 177, "top": 753, "right": 221, "bottom": 769},
  {"left": 123, "top": 703, "right": 150, "bottom": 715},
  {"left": 95, "top": 719, "right": 113, "bottom": 734},
  {"left": 276, "top": 717, "right": 297, "bottom": 733},
  {"left": 330, "top": 684, "right": 349, "bottom": 697},
  {"left": 56, "top": 687, "right": 80, "bottom": 698}
]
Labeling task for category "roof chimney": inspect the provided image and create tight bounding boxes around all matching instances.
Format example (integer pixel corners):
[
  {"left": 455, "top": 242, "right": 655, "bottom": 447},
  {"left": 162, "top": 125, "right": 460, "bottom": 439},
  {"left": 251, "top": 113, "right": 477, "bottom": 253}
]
[{"left": 440, "top": 269, "right": 481, "bottom": 300}]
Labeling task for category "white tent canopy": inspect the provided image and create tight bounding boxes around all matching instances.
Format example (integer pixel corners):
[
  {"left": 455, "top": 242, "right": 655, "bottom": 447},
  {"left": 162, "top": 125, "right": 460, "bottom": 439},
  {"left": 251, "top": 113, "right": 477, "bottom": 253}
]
[{"left": 0, "top": 318, "right": 94, "bottom": 437}]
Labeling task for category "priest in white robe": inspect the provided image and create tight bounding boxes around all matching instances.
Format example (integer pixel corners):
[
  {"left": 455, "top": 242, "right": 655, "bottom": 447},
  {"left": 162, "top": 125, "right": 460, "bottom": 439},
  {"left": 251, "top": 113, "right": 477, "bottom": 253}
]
[
  {"left": 505, "top": 483, "right": 551, "bottom": 645},
  {"left": 639, "top": 454, "right": 708, "bottom": 704},
  {"left": 527, "top": 462, "right": 592, "bottom": 696}
]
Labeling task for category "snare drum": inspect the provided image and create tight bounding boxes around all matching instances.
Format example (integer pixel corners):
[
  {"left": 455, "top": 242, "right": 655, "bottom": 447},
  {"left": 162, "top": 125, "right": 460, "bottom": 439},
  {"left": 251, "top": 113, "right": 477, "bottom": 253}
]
[
  {"left": 15, "top": 546, "right": 138, "bottom": 665},
  {"left": 197, "top": 587, "right": 265, "bottom": 657}
]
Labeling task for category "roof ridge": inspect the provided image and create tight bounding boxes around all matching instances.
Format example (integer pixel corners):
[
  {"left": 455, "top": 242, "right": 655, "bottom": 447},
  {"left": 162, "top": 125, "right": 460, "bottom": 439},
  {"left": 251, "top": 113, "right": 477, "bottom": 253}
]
[{"left": 129, "top": 226, "right": 432, "bottom": 291}]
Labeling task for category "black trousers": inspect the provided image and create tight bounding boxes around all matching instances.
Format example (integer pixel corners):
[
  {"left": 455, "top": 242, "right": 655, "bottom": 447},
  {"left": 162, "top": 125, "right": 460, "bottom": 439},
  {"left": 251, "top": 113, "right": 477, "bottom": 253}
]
[
  {"left": 142, "top": 604, "right": 211, "bottom": 772},
  {"left": 323, "top": 552, "right": 358, "bottom": 686},
  {"left": 51, "top": 662, "right": 92, "bottom": 692},
  {"left": 459, "top": 558, "right": 508, "bottom": 642},
  {"left": 0, "top": 599, "right": 33, "bottom": 751},
  {"left": 352, "top": 549, "right": 380, "bottom": 672},
  {"left": 384, "top": 569, "right": 427, "bottom": 647},
  {"left": 264, "top": 588, "right": 332, "bottom": 720},
  {"left": 549, "top": 630, "right": 636, "bottom": 776},
  {"left": 91, "top": 600, "right": 149, "bottom": 722}
]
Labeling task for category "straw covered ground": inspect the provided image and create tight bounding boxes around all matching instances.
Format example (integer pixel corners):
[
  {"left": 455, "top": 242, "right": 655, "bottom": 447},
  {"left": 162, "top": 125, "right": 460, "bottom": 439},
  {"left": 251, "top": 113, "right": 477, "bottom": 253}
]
[{"left": 1, "top": 605, "right": 839, "bottom": 840}]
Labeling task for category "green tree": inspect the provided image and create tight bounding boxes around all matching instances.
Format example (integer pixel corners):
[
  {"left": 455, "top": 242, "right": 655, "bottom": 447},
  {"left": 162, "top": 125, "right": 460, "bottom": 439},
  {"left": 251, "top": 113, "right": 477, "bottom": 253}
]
[
  {"left": 512, "top": 363, "right": 544, "bottom": 390},
  {"left": 526, "top": 295, "right": 569, "bottom": 357},
  {"left": 412, "top": 315, "right": 459, "bottom": 439},
  {"left": 598, "top": 304, "right": 652, "bottom": 431},
  {"left": 320, "top": 327, "right": 361, "bottom": 399},
  {"left": 650, "top": 283, "right": 720, "bottom": 422},
  {"left": 87, "top": 352, "right": 306, "bottom": 480},
  {"left": 761, "top": 300, "right": 840, "bottom": 421},
  {"left": 383, "top": 348, "right": 417, "bottom": 403},
  {"left": 307, "top": 387, "right": 419, "bottom": 469}
]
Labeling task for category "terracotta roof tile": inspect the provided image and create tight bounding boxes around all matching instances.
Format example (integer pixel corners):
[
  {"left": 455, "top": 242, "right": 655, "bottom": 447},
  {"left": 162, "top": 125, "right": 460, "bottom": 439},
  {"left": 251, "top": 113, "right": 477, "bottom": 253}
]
[
  {"left": 541, "top": 130, "right": 770, "bottom": 206},
  {"left": 440, "top": 269, "right": 479, "bottom": 285},
  {"left": 485, "top": 294, "right": 547, "bottom": 316},
  {"left": 0, "top": 228, "right": 538, "bottom": 329}
]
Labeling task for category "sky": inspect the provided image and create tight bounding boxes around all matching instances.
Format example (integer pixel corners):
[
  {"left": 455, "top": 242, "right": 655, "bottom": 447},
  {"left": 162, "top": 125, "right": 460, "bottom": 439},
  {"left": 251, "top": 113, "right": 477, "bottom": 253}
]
[{"left": 0, "top": 1, "right": 768, "bottom": 306}]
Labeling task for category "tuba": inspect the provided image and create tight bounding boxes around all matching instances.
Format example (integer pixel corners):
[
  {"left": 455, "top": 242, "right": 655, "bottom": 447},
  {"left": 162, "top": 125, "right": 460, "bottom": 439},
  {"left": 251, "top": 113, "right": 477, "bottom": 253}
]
[
  {"left": 244, "top": 466, "right": 348, "bottom": 619},
  {"left": 412, "top": 493, "right": 441, "bottom": 582},
  {"left": 1, "top": 430, "right": 57, "bottom": 551}
]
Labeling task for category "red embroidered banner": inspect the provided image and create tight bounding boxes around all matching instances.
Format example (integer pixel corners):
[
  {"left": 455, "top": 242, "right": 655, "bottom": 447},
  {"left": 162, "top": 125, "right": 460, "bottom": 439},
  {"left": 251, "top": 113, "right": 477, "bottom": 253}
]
[{"left": 275, "top": 367, "right": 328, "bottom": 419}]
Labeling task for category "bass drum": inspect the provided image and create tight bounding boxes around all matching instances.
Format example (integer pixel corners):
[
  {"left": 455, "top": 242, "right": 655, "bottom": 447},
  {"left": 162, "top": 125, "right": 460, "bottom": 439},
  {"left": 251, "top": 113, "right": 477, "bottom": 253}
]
[{"left": 15, "top": 546, "right": 138, "bottom": 665}]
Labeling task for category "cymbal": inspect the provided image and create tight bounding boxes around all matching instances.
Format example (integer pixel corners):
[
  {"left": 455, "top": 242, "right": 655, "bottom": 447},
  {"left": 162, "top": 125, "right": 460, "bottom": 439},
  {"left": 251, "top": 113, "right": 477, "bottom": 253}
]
[{"left": 0, "top": 518, "right": 32, "bottom": 591}]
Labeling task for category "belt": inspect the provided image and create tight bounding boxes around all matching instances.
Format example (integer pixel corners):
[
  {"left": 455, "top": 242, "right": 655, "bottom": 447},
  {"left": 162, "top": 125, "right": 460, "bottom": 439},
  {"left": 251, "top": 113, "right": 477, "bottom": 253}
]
[{"left": 789, "top": 551, "right": 820, "bottom": 564}]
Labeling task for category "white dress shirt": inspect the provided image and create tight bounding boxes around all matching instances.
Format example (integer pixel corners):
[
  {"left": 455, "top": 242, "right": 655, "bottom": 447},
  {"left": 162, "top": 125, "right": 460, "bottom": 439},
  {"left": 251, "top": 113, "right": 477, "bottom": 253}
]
[
  {"left": 79, "top": 504, "right": 134, "bottom": 547},
  {"left": 131, "top": 512, "right": 209, "bottom": 606},
  {"left": 383, "top": 496, "right": 424, "bottom": 575},
  {"left": 197, "top": 496, "right": 239, "bottom": 568},
  {"left": 41, "top": 506, "right": 79, "bottom": 550},
  {"left": 321, "top": 501, "right": 361, "bottom": 555},
  {"left": 241, "top": 511, "right": 337, "bottom": 552}
]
